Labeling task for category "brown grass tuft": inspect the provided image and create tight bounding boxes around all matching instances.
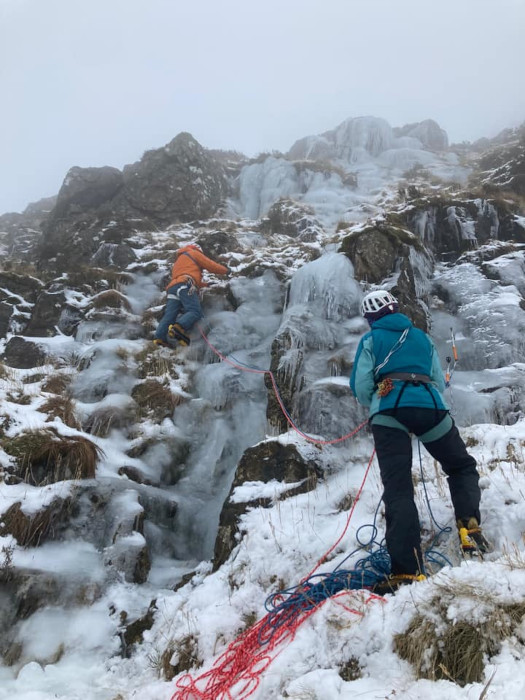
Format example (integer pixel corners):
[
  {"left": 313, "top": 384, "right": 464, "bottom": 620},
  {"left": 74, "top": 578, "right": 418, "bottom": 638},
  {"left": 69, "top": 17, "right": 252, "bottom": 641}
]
[
  {"left": 0, "top": 498, "right": 72, "bottom": 546},
  {"left": 159, "top": 635, "right": 202, "bottom": 681},
  {"left": 135, "top": 347, "right": 183, "bottom": 380},
  {"left": 84, "top": 403, "right": 139, "bottom": 437},
  {"left": 62, "top": 266, "right": 123, "bottom": 291},
  {"left": 394, "top": 594, "right": 525, "bottom": 686},
  {"left": 3, "top": 428, "right": 104, "bottom": 485},
  {"left": 338, "top": 656, "right": 362, "bottom": 682},
  {"left": 131, "top": 379, "right": 182, "bottom": 421},
  {"left": 40, "top": 395, "right": 81, "bottom": 429},
  {"left": 91, "top": 289, "right": 132, "bottom": 311},
  {"left": 41, "top": 373, "right": 73, "bottom": 394}
]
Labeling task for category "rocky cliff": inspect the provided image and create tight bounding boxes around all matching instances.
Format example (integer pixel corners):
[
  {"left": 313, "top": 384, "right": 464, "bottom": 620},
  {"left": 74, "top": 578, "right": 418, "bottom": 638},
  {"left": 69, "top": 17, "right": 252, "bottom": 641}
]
[{"left": 1, "top": 116, "right": 525, "bottom": 698}]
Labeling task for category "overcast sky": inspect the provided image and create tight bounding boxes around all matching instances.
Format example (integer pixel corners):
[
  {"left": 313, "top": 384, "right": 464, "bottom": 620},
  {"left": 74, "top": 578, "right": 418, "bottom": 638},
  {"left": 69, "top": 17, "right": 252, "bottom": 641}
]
[{"left": 1, "top": 0, "right": 524, "bottom": 215}]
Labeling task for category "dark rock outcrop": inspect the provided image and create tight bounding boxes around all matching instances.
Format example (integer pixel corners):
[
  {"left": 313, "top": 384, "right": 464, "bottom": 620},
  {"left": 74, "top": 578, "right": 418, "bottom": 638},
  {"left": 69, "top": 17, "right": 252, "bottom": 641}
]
[
  {"left": 0, "top": 196, "right": 55, "bottom": 262},
  {"left": 262, "top": 198, "right": 324, "bottom": 242},
  {"left": 24, "top": 290, "right": 69, "bottom": 337},
  {"left": 0, "top": 271, "right": 44, "bottom": 303},
  {"left": 121, "top": 132, "right": 228, "bottom": 221},
  {"left": 213, "top": 441, "right": 318, "bottom": 569},
  {"left": 2, "top": 336, "right": 48, "bottom": 368},
  {"left": 477, "top": 125, "right": 525, "bottom": 196},
  {"left": 265, "top": 327, "right": 305, "bottom": 432},
  {"left": 339, "top": 223, "right": 429, "bottom": 329},
  {"left": 0, "top": 301, "right": 13, "bottom": 337},
  {"left": 51, "top": 166, "right": 124, "bottom": 220},
  {"left": 91, "top": 242, "right": 138, "bottom": 269},
  {"left": 36, "top": 133, "right": 228, "bottom": 272}
]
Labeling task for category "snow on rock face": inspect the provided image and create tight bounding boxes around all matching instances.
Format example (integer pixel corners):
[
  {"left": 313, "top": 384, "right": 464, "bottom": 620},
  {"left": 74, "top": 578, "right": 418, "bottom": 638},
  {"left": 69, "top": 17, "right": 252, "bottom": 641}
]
[
  {"left": 287, "top": 252, "right": 361, "bottom": 322},
  {"left": 432, "top": 261, "right": 525, "bottom": 372},
  {"left": 237, "top": 116, "right": 461, "bottom": 227},
  {"left": 289, "top": 116, "right": 395, "bottom": 163},
  {"left": 2, "top": 121, "right": 525, "bottom": 700},
  {"left": 239, "top": 157, "right": 299, "bottom": 220},
  {"left": 393, "top": 118, "right": 449, "bottom": 151}
]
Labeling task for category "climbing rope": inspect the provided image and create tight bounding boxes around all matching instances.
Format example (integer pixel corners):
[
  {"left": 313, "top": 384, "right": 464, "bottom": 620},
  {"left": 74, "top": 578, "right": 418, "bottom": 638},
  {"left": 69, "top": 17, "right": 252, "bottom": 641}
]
[
  {"left": 171, "top": 451, "right": 378, "bottom": 700},
  {"left": 197, "top": 325, "right": 368, "bottom": 445},
  {"left": 170, "top": 435, "right": 456, "bottom": 699},
  {"left": 416, "top": 440, "right": 454, "bottom": 570},
  {"left": 445, "top": 327, "right": 459, "bottom": 417},
  {"left": 169, "top": 329, "right": 456, "bottom": 699}
]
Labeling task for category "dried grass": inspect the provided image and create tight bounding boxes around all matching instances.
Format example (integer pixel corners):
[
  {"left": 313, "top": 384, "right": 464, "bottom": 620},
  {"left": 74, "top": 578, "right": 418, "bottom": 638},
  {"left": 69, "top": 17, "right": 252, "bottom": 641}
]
[
  {"left": 84, "top": 404, "right": 139, "bottom": 438},
  {"left": 131, "top": 379, "right": 182, "bottom": 421},
  {"left": 91, "top": 289, "right": 132, "bottom": 311},
  {"left": 41, "top": 373, "right": 73, "bottom": 394},
  {"left": 135, "top": 347, "right": 182, "bottom": 380},
  {"left": 394, "top": 590, "right": 525, "bottom": 686},
  {"left": 3, "top": 428, "right": 104, "bottom": 485},
  {"left": 63, "top": 266, "right": 123, "bottom": 291},
  {"left": 159, "top": 635, "right": 201, "bottom": 681},
  {"left": 40, "top": 395, "right": 81, "bottom": 429},
  {"left": 0, "top": 497, "right": 72, "bottom": 546}
]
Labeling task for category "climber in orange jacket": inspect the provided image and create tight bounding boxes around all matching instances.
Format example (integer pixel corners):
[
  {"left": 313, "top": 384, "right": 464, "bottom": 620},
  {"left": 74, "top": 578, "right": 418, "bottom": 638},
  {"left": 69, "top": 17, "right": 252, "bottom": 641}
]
[{"left": 154, "top": 243, "right": 229, "bottom": 346}]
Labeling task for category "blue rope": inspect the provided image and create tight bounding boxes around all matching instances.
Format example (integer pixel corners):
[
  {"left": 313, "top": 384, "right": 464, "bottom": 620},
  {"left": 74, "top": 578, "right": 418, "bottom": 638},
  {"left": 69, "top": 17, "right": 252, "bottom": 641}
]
[
  {"left": 260, "top": 499, "right": 390, "bottom": 644},
  {"left": 417, "top": 440, "right": 454, "bottom": 569},
  {"left": 259, "top": 564, "right": 388, "bottom": 645}
]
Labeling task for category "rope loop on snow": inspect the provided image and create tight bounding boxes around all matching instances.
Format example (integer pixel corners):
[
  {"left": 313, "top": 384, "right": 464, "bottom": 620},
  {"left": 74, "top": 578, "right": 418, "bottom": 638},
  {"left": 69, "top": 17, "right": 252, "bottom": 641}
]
[{"left": 170, "top": 451, "right": 378, "bottom": 700}]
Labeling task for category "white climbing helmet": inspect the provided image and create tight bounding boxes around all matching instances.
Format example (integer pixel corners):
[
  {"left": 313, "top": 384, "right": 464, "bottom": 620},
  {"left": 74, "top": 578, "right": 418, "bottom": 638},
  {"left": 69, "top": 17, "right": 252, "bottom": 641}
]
[{"left": 360, "top": 290, "right": 398, "bottom": 319}]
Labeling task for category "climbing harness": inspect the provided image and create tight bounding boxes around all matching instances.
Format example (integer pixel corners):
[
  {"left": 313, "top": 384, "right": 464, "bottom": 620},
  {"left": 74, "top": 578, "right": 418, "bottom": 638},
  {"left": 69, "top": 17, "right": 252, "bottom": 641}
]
[{"left": 167, "top": 278, "right": 198, "bottom": 300}]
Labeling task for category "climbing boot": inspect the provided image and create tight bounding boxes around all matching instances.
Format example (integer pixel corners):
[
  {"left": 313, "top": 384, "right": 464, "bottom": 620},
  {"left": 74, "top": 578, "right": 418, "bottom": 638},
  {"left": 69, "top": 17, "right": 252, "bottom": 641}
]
[
  {"left": 457, "top": 517, "right": 492, "bottom": 557},
  {"left": 372, "top": 573, "right": 426, "bottom": 595},
  {"left": 153, "top": 338, "right": 169, "bottom": 347},
  {"left": 168, "top": 323, "right": 191, "bottom": 346}
]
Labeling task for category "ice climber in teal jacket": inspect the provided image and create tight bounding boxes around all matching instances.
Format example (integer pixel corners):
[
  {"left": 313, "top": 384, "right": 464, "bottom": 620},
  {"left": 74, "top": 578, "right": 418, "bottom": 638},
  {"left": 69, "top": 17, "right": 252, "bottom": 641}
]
[{"left": 350, "top": 290, "right": 490, "bottom": 593}]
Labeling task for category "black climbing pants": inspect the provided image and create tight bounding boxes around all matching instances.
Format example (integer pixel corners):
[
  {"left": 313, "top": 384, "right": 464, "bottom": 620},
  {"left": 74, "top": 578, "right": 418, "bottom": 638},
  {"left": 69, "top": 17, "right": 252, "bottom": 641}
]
[{"left": 371, "top": 408, "right": 481, "bottom": 575}]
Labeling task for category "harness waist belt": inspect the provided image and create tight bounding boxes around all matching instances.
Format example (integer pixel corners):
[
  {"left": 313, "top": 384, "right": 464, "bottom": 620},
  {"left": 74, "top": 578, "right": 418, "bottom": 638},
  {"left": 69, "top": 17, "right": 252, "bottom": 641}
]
[{"left": 380, "top": 372, "right": 431, "bottom": 383}]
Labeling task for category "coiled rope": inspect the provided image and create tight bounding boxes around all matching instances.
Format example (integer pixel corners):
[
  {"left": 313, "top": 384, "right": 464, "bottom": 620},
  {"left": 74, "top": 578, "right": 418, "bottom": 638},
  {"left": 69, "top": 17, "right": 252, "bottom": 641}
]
[
  {"left": 171, "top": 451, "right": 377, "bottom": 700},
  {"left": 197, "top": 326, "right": 367, "bottom": 445}
]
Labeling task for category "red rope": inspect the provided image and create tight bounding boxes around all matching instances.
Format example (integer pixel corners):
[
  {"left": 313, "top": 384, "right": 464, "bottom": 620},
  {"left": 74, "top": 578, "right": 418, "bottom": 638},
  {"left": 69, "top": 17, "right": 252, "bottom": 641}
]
[
  {"left": 302, "top": 449, "right": 376, "bottom": 580},
  {"left": 170, "top": 453, "right": 377, "bottom": 700},
  {"left": 198, "top": 326, "right": 367, "bottom": 445}
]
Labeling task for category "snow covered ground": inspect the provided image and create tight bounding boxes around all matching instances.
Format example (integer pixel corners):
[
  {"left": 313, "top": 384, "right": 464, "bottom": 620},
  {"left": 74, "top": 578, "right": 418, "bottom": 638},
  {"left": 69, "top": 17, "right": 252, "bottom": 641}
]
[{"left": 1, "top": 417, "right": 525, "bottom": 699}]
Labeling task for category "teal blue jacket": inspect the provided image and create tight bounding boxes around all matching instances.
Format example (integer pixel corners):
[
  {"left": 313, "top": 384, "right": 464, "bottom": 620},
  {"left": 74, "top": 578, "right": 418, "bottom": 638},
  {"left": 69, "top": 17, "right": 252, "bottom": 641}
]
[{"left": 350, "top": 312, "right": 448, "bottom": 418}]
